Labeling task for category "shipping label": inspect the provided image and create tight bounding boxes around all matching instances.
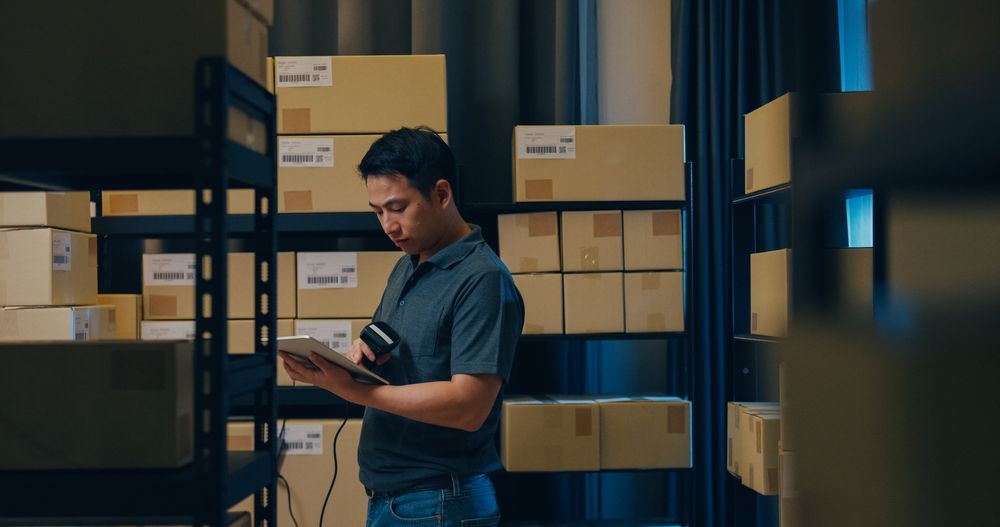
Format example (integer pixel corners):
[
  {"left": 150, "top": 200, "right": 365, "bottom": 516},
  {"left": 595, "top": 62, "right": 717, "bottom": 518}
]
[
  {"left": 516, "top": 126, "right": 577, "bottom": 159},
  {"left": 51, "top": 232, "right": 72, "bottom": 271},
  {"left": 143, "top": 254, "right": 196, "bottom": 286},
  {"left": 279, "top": 137, "right": 335, "bottom": 168},
  {"left": 275, "top": 57, "right": 333, "bottom": 88},
  {"left": 282, "top": 424, "right": 324, "bottom": 455},
  {"left": 297, "top": 252, "right": 358, "bottom": 289},
  {"left": 295, "top": 320, "right": 353, "bottom": 354}
]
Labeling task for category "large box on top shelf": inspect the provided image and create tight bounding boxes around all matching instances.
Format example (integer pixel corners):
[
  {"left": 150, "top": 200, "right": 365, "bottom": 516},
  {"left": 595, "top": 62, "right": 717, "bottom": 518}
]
[
  {"left": 623, "top": 209, "right": 683, "bottom": 270},
  {"left": 275, "top": 55, "right": 447, "bottom": 134},
  {"left": 624, "top": 271, "right": 685, "bottom": 333},
  {"left": 296, "top": 252, "right": 400, "bottom": 318},
  {"left": 0, "top": 0, "right": 270, "bottom": 152},
  {"left": 560, "top": 211, "right": 622, "bottom": 272},
  {"left": 0, "top": 340, "right": 193, "bottom": 469},
  {"left": 596, "top": 396, "right": 691, "bottom": 469},
  {"left": 513, "top": 125, "right": 685, "bottom": 202},
  {"left": 512, "top": 274, "right": 563, "bottom": 335},
  {"left": 0, "top": 192, "right": 91, "bottom": 232},
  {"left": 498, "top": 212, "right": 560, "bottom": 273},
  {"left": 0, "top": 306, "right": 116, "bottom": 341},
  {"left": 97, "top": 294, "right": 142, "bottom": 340},
  {"left": 563, "top": 273, "right": 624, "bottom": 334},
  {"left": 0, "top": 228, "right": 97, "bottom": 307},
  {"left": 750, "top": 248, "right": 791, "bottom": 337},
  {"left": 502, "top": 396, "right": 600, "bottom": 472},
  {"left": 101, "top": 190, "right": 256, "bottom": 216}
]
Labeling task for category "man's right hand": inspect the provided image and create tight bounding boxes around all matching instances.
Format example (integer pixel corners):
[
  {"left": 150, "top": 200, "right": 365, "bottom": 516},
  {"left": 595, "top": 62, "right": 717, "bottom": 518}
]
[{"left": 346, "top": 338, "right": 392, "bottom": 367}]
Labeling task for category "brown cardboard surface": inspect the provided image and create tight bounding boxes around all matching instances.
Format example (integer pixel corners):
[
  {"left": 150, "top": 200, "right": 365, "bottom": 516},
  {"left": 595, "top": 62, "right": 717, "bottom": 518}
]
[
  {"left": 726, "top": 402, "right": 778, "bottom": 476},
  {"left": 102, "top": 190, "right": 256, "bottom": 216},
  {"left": 502, "top": 396, "right": 600, "bottom": 471},
  {"left": 0, "top": 193, "right": 91, "bottom": 232},
  {"left": 512, "top": 273, "right": 563, "bottom": 334},
  {"left": 779, "top": 362, "right": 792, "bottom": 452},
  {"left": 750, "top": 248, "right": 791, "bottom": 337},
  {"left": 98, "top": 294, "right": 142, "bottom": 340},
  {"left": 0, "top": 341, "right": 193, "bottom": 469},
  {"left": 276, "top": 55, "right": 447, "bottom": 134},
  {"left": 0, "top": 0, "right": 269, "bottom": 140},
  {"left": 276, "top": 420, "right": 368, "bottom": 527},
  {"left": 498, "top": 212, "right": 561, "bottom": 273},
  {"left": 624, "top": 271, "right": 684, "bottom": 333},
  {"left": 0, "top": 305, "right": 115, "bottom": 341},
  {"left": 0, "top": 228, "right": 97, "bottom": 307},
  {"left": 297, "top": 251, "right": 401, "bottom": 318},
  {"left": 563, "top": 273, "right": 624, "bottom": 334},
  {"left": 740, "top": 411, "right": 781, "bottom": 495},
  {"left": 514, "top": 125, "right": 685, "bottom": 202},
  {"left": 596, "top": 396, "right": 691, "bottom": 469},
  {"left": 227, "top": 422, "right": 256, "bottom": 518},
  {"left": 623, "top": 210, "right": 683, "bottom": 270},
  {"left": 745, "top": 93, "right": 794, "bottom": 193},
  {"left": 561, "top": 211, "right": 623, "bottom": 272}
]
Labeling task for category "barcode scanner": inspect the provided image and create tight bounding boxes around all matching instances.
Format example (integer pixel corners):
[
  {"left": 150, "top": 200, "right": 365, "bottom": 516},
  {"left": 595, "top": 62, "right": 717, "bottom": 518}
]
[{"left": 359, "top": 321, "right": 399, "bottom": 368}]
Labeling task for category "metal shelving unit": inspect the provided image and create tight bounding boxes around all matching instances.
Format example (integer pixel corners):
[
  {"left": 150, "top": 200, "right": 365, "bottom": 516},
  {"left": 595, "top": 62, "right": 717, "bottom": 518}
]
[{"left": 0, "top": 58, "right": 278, "bottom": 527}]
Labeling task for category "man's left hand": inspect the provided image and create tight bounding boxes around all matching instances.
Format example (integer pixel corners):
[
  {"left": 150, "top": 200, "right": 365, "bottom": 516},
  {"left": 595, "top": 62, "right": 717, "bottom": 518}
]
[{"left": 279, "top": 350, "right": 354, "bottom": 394}]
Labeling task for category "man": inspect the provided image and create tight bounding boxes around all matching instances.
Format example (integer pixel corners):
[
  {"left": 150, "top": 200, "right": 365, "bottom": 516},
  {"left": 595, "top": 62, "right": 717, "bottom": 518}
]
[{"left": 279, "top": 127, "right": 524, "bottom": 527}]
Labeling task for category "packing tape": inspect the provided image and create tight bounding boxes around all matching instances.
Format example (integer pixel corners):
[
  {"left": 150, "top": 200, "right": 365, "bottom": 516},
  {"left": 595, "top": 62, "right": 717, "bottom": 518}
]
[
  {"left": 281, "top": 108, "right": 311, "bottom": 134},
  {"left": 727, "top": 438, "right": 733, "bottom": 466},
  {"left": 756, "top": 420, "right": 762, "bottom": 454},
  {"left": 746, "top": 167, "right": 754, "bottom": 189},
  {"left": 519, "top": 257, "right": 539, "bottom": 273},
  {"left": 646, "top": 313, "right": 667, "bottom": 331},
  {"left": 148, "top": 295, "right": 178, "bottom": 318},
  {"left": 0, "top": 310, "right": 19, "bottom": 338},
  {"left": 651, "top": 211, "right": 681, "bottom": 236},
  {"left": 524, "top": 323, "right": 545, "bottom": 334},
  {"left": 108, "top": 193, "right": 140, "bottom": 215},
  {"left": 767, "top": 467, "right": 780, "bottom": 494},
  {"left": 528, "top": 213, "right": 557, "bottom": 237},
  {"left": 111, "top": 349, "right": 165, "bottom": 390},
  {"left": 283, "top": 190, "right": 313, "bottom": 212},
  {"left": 524, "top": 179, "right": 553, "bottom": 200},
  {"left": 575, "top": 408, "right": 592, "bottom": 437},
  {"left": 88, "top": 237, "right": 98, "bottom": 268},
  {"left": 592, "top": 212, "right": 621, "bottom": 238},
  {"left": 641, "top": 273, "right": 661, "bottom": 290},
  {"left": 580, "top": 247, "right": 600, "bottom": 270},
  {"left": 667, "top": 405, "right": 686, "bottom": 434}
]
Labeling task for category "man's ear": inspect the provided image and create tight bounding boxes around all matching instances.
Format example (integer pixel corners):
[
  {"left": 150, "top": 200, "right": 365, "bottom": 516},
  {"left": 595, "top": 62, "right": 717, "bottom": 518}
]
[{"left": 434, "top": 179, "right": 453, "bottom": 209}]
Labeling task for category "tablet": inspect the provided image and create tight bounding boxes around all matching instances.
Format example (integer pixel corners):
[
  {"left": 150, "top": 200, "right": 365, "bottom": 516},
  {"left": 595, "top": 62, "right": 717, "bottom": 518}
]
[{"left": 277, "top": 335, "right": 390, "bottom": 385}]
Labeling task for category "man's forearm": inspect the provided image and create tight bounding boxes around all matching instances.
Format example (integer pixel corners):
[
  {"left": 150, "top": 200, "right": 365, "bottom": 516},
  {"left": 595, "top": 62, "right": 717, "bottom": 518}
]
[{"left": 338, "top": 378, "right": 491, "bottom": 432}]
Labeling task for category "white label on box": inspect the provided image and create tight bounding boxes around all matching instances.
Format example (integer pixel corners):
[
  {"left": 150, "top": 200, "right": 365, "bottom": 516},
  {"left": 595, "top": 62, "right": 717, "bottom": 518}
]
[
  {"left": 279, "top": 137, "right": 335, "bottom": 168},
  {"left": 143, "top": 254, "right": 196, "bottom": 286},
  {"left": 282, "top": 424, "right": 324, "bottom": 455},
  {"left": 298, "top": 252, "right": 358, "bottom": 289},
  {"left": 72, "top": 309, "right": 90, "bottom": 341},
  {"left": 295, "top": 320, "right": 353, "bottom": 353},
  {"left": 141, "top": 321, "right": 196, "bottom": 341},
  {"left": 51, "top": 232, "right": 72, "bottom": 271},
  {"left": 516, "top": 127, "right": 576, "bottom": 159},
  {"left": 276, "top": 57, "right": 333, "bottom": 88}
]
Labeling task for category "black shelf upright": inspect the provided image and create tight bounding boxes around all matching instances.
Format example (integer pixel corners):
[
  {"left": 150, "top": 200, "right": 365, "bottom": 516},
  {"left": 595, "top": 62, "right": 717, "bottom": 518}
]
[{"left": 0, "top": 57, "right": 278, "bottom": 527}]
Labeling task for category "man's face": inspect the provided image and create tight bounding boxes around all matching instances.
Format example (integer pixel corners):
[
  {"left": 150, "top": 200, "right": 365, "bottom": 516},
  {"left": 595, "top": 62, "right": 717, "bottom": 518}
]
[{"left": 367, "top": 174, "right": 443, "bottom": 256}]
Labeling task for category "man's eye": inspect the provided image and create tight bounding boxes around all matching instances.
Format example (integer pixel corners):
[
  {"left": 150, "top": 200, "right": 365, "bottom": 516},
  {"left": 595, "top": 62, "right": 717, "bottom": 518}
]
[{"left": 389, "top": 207, "right": 405, "bottom": 213}]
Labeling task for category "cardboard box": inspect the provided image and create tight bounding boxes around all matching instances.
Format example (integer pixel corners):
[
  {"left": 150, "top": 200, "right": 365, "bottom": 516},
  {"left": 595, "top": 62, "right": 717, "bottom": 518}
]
[
  {"left": 596, "top": 396, "right": 691, "bottom": 469},
  {"left": 102, "top": 190, "right": 256, "bottom": 216},
  {"left": 563, "top": 273, "right": 624, "bottom": 334},
  {"left": 623, "top": 210, "right": 683, "bottom": 270},
  {"left": 624, "top": 271, "right": 684, "bottom": 333},
  {"left": 740, "top": 411, "right": 781, "bottom": 495},
  {"left": 779, "top": 362, "right": 792, "bottom": 452},
  {"left": 297, "top": 251, "right": 401, "bottom": 318},
  {"left": 561, "top": 211, "right": 623, "bottom": 272},
  {"left": 142, "top": 252, "right": 296, "bottom": 320},
  {"left": 276, "top": 55, "right": 447, "bottom": 135},
  {"left": 0, "top": 192, "right": 91, "bottom": 232},
  {"left": 513, "top": 125, "right": 686, "bottom": 202},
  {"left": 0, "top": 340, "right": 193, "bottom": 469},
  {"left": 0, "top": 305, "right": 116, "bottom": 341},
  {"left": 0, "top": 0, "right": 270, "bottom": 144},
  {"left": 0, "top": 228, "right": 97, "bottom": 307},
  {"left": 141, "top": 321, "right": 196, "bottom": 342},
  {"left": 278, "top": 135, "right": 380, "bottom": 213},
  {"left": 98, "top": 294, "right": 142, "bottom": 340},
  {"left": 143, "top": 319, "right": 292, "bottom": 354},
  {"left": 231, "top": 319, "right": 295, "bottom": 385},
  {"left": 275, "top": 420, "right": 368, "bottom": 527},
  {"left": 502, "top": 396, "right": 600, "bottom": 472},
  {"left": 497, "top": 212, "right": 561, "bottom": 273},
  {"left": 726, "top": 402, "right": 778, "bottom": 476},
  {"left": 512, "top": 274, "right": 563, "bottom": 334},
  {"left": 750, "top": 248, "right": 791, "bottom": 337},
  {"left": 779, "top": 450, "right": 800, "bottom": 527}
]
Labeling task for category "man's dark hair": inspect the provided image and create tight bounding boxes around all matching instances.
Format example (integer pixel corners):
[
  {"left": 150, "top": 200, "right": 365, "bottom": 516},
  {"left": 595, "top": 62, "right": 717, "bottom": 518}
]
[{"left": 357, "top": 126, "right": 456, "bottom": 200}]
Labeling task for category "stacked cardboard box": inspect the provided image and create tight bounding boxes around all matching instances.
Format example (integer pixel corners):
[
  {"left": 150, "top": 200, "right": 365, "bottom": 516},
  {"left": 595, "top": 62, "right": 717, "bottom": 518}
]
[
  {"left": 502, "top": 395, "right": 692, "bottom": 472},
  {"left": 0, "top": 193, "right": 119, "bottom": 341},
  {"left": 726, "top": 401, "right": 781, "bottom": 495},
  {"left": 497, "top": 209, "right": 684, "bottom": 335}
]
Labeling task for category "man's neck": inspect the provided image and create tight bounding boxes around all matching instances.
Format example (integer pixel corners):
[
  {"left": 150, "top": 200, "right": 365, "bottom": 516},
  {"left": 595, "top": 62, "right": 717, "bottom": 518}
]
[{"left": 418, "top": 218, "right": 472, "bottom": 264}]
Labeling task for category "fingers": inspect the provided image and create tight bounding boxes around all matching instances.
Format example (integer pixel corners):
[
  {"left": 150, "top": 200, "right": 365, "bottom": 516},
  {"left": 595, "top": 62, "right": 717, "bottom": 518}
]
[
  {"left": 308, "top": 352, "right": 336, "bottom": 374},
  {"left": 347, "top": 340, "right": 364, "bottom": 365},
  {"left": 357, "top": 339, "right": 377, "bottom": 363}
]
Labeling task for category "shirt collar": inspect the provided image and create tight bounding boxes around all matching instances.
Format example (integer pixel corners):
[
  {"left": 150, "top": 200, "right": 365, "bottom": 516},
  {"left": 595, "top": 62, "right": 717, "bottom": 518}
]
[{"left": 409, "top": 224, "right": 484, "bottom": 270}]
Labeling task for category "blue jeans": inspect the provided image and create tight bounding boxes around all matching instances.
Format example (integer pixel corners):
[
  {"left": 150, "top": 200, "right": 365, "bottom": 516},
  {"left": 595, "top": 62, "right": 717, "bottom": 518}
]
[{"left": 365, "top": 474, "right": 500, "bottom": 527}]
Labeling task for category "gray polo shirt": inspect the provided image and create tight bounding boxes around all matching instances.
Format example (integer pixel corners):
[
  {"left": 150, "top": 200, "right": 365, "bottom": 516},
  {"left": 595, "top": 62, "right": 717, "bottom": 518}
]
[{"left": 358, "top": 226, "right": 524, "bottom": 494}]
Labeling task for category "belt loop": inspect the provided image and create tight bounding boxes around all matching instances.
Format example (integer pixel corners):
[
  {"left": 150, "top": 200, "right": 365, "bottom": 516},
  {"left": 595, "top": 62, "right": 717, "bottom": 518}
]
[{"left": 450, "top": 472, "right": 461, "bottom": 497}]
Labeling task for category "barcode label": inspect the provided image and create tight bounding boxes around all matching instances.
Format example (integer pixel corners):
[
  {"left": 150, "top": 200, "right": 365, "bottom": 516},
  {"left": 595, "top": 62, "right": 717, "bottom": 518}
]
[
  {"left": 279, "top": 137, "right": 335, "bottom": 168},
  {"left": 140, "top": 321, "right": 196, "bottom": 341},
  {"left": 72, "top": 308, "right": 90, "bottom": 341},
  {"left": 143, "top": 254, "right": 196, "bottom": 286},
  {"left": 51, "top": 232, "right": 72, "bottom": 271},
  {"left": 283, "top": 424, "right": 323, "bottom": 455},
  {"left": 517, "top": 126, "right": 577, "bottom": 159},
  {"left": 295, "top": 320, "right": 354, "bottom": 354},
  {"left": 298, "top": 252, "right": 358, "bottom": 289},
  {"left": 276, "top": 57, "right": 333, "bottom": 88}
]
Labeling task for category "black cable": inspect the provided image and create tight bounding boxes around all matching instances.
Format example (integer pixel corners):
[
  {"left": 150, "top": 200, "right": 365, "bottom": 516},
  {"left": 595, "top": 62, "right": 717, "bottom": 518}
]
[
  {"left": 277, "top": 474, "right": 300, "bottom": 527},
  {"left": 319, "top": 399, "right": 351, "bottom": 527}
]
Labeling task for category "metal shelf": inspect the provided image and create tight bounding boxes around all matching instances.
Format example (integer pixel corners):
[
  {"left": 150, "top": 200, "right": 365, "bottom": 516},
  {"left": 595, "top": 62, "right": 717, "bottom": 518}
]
[
  {"left": 231, "top": 387, "right": 361, "bottom": 419},
  {"left": 731, "top": 182, "right": 792, "bottom": 205},
  {"left": 228, "top": 355, "right": 276, "bottom": 399},
  {"left": 732, "top": 333, "right": 783, "bottom": 345},
  {"left": 467, "top": 200, "right": 687, "bottom": 213},
  {"left": 93, "top": 211, "right": 381, "bottom": 237}
]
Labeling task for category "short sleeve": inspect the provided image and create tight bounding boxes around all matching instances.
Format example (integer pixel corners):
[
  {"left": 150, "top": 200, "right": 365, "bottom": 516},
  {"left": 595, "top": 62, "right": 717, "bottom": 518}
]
[{"left": 450, "top": 269, "right": 524, "bottom": 382}]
